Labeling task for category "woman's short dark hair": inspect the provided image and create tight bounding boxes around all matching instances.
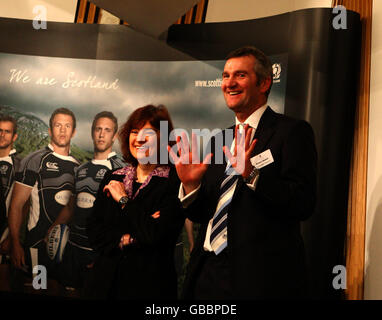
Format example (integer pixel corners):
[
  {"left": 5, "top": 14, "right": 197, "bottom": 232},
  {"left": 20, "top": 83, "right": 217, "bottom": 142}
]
[{"left": 119, "top": 104, "right": 174, "bottom": 166}]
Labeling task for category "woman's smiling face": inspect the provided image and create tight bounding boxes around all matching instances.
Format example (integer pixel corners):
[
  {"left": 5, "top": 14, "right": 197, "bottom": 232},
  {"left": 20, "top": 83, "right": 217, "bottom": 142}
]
[{"left": 129, "top": 121, "right": 159, "bottom": 164}]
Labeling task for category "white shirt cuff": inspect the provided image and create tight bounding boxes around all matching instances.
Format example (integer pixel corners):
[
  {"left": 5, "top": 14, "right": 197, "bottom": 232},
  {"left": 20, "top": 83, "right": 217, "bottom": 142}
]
[
  {"left": 245, "top": 173, "right": 260, "bottom": 191},
  {"left": 178, "top": 183, "right": 201, "bottom": 208}
]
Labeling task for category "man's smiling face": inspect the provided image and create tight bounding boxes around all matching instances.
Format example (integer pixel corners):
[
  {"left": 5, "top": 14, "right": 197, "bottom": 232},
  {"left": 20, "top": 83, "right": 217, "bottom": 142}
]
[{"left": 222, "top": 55, "right": 267, "bottom": 118}]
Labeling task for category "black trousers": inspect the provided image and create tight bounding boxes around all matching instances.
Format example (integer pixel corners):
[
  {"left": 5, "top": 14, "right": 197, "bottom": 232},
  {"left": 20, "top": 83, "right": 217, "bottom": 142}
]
[{"left": 193, "top": 249, "right": 233, "bottom": 300}]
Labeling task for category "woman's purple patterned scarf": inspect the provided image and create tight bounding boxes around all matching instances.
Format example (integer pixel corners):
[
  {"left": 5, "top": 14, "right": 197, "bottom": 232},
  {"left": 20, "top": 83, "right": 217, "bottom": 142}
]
[{"left": 113, "top": 165, "right": 170, "bottom": 200}]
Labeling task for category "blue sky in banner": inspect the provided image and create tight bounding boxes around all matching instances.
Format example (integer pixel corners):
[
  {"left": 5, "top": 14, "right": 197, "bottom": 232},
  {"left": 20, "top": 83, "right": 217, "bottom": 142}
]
[{"left": 0, "top": 52, "right": 287, "bottom": 152}]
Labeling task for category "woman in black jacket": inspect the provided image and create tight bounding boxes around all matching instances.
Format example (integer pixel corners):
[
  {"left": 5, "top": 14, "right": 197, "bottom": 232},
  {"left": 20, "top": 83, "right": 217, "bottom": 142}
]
[{"left": 84, "top": 104, "right": 184, "bottom": 299}]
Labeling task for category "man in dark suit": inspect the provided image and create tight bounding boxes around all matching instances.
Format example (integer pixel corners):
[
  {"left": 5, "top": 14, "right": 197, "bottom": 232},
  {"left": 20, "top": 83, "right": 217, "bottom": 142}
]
[{"left": 169, "top": 46, "right": 317, "bottom": 299}]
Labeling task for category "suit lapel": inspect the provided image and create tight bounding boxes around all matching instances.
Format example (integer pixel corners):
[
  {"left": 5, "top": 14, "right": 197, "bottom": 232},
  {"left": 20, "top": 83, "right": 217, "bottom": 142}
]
[{"left": 252, "top": 106, "right": 278, "bottom": 156}]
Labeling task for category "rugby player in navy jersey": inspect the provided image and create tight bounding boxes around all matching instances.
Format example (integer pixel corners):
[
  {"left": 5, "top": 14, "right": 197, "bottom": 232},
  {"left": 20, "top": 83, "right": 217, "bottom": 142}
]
[
  {"left": 0, "top": 115, "right": 19, "bottom": 280},
  {"left": 8, "top": 108, "right": 79, "bottom": 291},
  {"left": 53, "top": 111, "right": 125, "bottom": 292}
]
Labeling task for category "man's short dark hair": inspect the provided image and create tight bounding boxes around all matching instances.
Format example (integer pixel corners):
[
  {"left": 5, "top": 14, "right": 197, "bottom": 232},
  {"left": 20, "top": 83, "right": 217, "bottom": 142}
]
[
  {"left": 49, "top": 108, "right": 76, "bottom": 130},
  {"left": 0, "top": 114, "right": 17, "bottom": 134},
  {"left": 226, "top": 46, "right": 273, "bottom": 97},
  {"left": 91, "top": 111, "right": 118, "bottom": 135}
]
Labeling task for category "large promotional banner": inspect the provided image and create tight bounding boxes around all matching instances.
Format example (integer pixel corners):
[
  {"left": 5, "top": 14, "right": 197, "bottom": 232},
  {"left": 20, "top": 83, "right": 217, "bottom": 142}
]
[
  {"left": 0, "top": 49, "right": 287, "bottom": 300},
  {"left": 0, "top": 52, "right": 287, "bottom": 160}
]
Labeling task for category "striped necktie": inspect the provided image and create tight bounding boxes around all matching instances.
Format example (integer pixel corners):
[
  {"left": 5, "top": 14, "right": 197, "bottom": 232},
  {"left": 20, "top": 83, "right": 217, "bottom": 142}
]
[
  {"left": 210, "top": 123, "right": 255, "bottom": 254},
  {"left": 209, "top": 163, "right": 239, "bottom": 254}
]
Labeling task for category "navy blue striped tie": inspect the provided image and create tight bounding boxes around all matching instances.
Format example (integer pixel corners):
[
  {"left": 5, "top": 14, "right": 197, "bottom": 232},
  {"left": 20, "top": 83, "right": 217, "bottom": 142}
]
[{"left": 209, "top": 164, "right": 239, "bottom": 254}]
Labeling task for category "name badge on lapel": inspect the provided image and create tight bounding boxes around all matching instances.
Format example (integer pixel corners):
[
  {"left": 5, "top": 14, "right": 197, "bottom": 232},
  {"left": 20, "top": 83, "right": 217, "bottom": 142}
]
[{"left": 250, "top": 149, "right": 274, "bottom": 169}]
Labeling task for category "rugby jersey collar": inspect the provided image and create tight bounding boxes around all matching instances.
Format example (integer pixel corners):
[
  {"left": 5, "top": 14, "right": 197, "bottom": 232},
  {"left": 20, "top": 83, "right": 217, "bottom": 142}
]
[
  {"left": 91, "top": 151, "right": 116, "bottom": 163},
  {"left": 0, "top": 149, "right": 17, "bottom": 164},
  {"left": 47, "top": 144, "right": 79, "bottom": 164},
  {"left": 91, "top": 152, "right": 117, "bottom": 170},
  {"left": 107, "top": 151, "right": 116, "bottom": 159}
]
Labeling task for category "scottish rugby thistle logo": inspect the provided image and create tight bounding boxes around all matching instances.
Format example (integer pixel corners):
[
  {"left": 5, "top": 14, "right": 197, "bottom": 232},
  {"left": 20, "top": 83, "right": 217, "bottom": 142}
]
[{"left": 272, "top": 63, "right": 282, "bottom": 83}]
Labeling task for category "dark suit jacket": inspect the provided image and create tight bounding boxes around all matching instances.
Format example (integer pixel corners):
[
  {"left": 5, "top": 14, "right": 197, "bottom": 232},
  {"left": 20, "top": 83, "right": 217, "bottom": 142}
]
[
  {"left": 182, "top": 107, "right": 317, "bottom": 299},
  {"left": 85, "top": 166, "right": 184, "bottom": 299}
]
